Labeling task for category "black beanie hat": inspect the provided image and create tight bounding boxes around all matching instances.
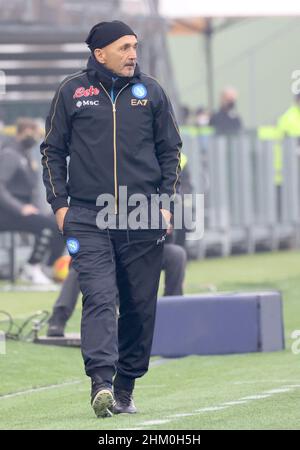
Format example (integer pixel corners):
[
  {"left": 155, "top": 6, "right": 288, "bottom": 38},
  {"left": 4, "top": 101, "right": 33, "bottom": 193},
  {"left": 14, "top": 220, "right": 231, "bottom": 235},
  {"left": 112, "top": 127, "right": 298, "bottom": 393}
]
[{"left": 85, "top": 20, "right": 137, "bottom": 51}]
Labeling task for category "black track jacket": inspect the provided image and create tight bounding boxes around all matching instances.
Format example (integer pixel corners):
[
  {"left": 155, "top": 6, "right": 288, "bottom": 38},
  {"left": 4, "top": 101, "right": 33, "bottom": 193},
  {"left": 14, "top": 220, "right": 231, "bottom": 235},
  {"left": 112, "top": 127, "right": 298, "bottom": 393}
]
[{"left": 40, "top": 56, "right": 182, "bottom": 215}]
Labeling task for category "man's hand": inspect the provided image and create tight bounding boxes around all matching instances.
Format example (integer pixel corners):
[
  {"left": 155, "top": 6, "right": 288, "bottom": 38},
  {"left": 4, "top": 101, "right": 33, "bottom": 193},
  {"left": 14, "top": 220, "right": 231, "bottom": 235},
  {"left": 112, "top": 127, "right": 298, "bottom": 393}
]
[
  {"left": 55, "top": 207, "right": 69, "bottom": 232},
  {"left": 21, "top": 204, "right": 39, "bottom": 216},
  {"left": 160, "top": 208, "right": 173, "bottom": 235}
]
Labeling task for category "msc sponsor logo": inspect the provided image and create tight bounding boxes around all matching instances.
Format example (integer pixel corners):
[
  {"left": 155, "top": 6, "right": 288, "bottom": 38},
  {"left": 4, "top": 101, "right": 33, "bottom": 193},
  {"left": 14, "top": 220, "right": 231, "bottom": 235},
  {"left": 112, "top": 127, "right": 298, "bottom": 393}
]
[
  {"left": 73, "top": 85, "right": 100, "bottom": 99},
  {"left": 131, "top": 99, "right": 148, "bottom": 106},
  {"left": 76, "top": 100, "right": 99, "bottom": 107}
]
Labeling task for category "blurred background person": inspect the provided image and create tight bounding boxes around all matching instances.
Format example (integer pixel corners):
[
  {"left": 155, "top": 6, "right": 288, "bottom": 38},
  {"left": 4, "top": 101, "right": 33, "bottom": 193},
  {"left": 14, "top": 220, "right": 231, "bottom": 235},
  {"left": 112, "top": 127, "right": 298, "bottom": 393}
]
[
  {"left": 277, "top": 92, "right": 300, "bottom": 141},
  {"left": 161, "top": 240, "right": 187, "bottom": 296},
  {"left": 173, "top": 152, "right": 194, "bottom": 248},
  {"left": 194, "top": 106, "right": 210, "bottom": 128},
  {"left": 0, "top": 117, "right": 65, "bottom": 284},
  {"left": 0, "top": 109, "right": 13, "bottom": 150},
  {"left": 210, "top": 86, "right": 243, "bottom": 135},
  {"left": 0, "top": 109, "right": 5, "bottom": 147},
  {"left": 179, "top": 104, "right": 192, "bottom": 125}
]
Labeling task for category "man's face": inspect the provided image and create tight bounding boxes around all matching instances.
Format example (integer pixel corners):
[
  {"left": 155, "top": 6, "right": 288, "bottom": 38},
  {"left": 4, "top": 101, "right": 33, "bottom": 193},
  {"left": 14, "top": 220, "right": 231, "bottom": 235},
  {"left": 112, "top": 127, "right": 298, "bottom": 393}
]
[
  {"left": 17, "top": 126, "right": 37, "bottom": 141},
  {"left": 94, "top": 35, "right": 138, "bottom": 77},
  {"left": 17, "top": 125, "right": 38, "bottom": 151},
  {"left": 221, "top": 88, "right": 238, "bottom": 110}
]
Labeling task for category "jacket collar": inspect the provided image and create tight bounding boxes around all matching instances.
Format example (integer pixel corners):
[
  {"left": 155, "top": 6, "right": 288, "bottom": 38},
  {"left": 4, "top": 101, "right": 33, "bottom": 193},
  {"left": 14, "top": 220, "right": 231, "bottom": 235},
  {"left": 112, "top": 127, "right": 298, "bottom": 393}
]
[{"left": 86, "top": 55, "right": 141, "bottom": 90}]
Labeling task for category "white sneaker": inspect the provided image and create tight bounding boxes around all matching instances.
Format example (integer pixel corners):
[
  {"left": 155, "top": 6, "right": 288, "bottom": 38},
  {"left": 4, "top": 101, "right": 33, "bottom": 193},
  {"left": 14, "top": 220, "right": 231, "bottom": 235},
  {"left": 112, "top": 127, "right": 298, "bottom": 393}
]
[
  {"left": 42, "top": 265, "right": 54, "bottom": 280},
  {"left": 19, "top": 263, "right": 53, "bottom": 285}
]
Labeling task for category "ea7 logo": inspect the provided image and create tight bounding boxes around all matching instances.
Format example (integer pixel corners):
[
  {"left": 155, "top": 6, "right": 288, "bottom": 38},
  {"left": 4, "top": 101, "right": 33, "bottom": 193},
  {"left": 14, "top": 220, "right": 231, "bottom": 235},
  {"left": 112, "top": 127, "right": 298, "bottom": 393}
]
[
  {"left": 73, "top": 86, "right": 100, "bottom": 99},
  {"left": 131, "top": 99, "right": 148, "bottom": 106},
  {"left": 76, "top": 100, "right": 99, "bottom": 107},
  {"left": 291, "top": 330, "right": 300, "bottom": 354}
]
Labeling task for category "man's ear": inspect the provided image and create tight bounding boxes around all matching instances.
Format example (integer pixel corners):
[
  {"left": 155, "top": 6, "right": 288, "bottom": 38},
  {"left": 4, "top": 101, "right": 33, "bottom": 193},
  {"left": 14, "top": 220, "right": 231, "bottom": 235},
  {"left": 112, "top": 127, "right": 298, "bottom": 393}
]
[{"left": 94, "top": 48, "right": 105, "bottom": 64}]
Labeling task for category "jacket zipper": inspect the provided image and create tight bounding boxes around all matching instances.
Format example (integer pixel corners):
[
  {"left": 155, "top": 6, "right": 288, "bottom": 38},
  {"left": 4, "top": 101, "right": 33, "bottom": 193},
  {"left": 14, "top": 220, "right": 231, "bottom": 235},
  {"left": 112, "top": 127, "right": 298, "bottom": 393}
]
[{"left": 99, "top": 81, "right": 129, "bottom": 214}]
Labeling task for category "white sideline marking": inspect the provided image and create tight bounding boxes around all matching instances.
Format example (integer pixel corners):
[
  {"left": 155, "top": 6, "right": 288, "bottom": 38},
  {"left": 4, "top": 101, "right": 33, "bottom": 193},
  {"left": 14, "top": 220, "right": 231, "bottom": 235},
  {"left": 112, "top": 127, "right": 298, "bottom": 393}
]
[
  {"left": 262, "top": 388, "right": 292, "bottom": 394},
  {"left": 0, "top": 358, "right": 168, "bottom": 400},
  {"left": 168, "top": 406, "right": 230, "bottom": 418},
  {"left": 221, "top": 400, "right": 248, "bottom": 406},
  {"left": 167, "top": 412, "right": 199, "bottom": 418},
  {"left": 141, "top": 420, "right": 171, "bottom": 426},
  {"left": 136, "top": 384, "right": 300, "bottom": 429},
  {"left": 0, "top": 380, "right": 81, "bottom": 400},
  {"left": 0, "top": 284, "right": 60, "bottom": 292},
  {"left": 240, "top": 394, "right": 272, "bottom": 400},
  {"left": 282, "top": 384, "right": 300, "bottom": 388},
  {"left": 195, "top": 406, "right": 230, "bottom": 412}
]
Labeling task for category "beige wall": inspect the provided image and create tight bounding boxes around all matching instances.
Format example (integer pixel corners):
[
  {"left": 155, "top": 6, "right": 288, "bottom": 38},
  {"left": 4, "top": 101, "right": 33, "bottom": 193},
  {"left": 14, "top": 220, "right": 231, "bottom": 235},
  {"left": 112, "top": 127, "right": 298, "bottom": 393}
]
[{"left": 167, "top": 17, "right": 300, "bottom": 128}]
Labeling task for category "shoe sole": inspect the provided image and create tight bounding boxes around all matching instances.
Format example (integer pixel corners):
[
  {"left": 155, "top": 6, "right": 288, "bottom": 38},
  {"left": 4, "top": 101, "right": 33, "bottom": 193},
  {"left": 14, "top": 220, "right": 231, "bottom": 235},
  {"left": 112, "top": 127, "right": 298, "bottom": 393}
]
[
  {"left": 92, "top": 389, "right": 114, "bottom": 418},
  {"left": 113, "top": 408, "right": 137, "bottom": 415}
]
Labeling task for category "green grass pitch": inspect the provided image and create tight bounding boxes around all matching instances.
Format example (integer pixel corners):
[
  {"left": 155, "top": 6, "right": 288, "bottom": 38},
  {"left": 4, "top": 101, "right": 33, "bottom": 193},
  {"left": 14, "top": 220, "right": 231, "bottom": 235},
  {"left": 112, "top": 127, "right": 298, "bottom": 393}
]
[{"left": 0, "top": 250, "right": 300, "bottom": 430}]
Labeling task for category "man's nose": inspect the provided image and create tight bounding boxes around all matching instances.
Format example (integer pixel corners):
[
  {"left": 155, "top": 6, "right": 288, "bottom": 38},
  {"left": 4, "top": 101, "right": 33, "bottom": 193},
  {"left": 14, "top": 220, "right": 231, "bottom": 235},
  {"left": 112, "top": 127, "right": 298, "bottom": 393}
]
[{"left": 129, "top": 47, "right": 137, "bottom": 59}]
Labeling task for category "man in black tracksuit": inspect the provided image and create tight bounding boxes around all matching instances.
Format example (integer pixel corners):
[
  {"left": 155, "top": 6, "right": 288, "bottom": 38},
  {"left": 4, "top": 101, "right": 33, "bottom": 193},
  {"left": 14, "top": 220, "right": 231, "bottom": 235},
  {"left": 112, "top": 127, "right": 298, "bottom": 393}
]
[
  {"left": 40, "top": 21, "right": 182, "bottom": 418},
  {"left": 0, "top": 118, "right": 64, "bottom": 284}
]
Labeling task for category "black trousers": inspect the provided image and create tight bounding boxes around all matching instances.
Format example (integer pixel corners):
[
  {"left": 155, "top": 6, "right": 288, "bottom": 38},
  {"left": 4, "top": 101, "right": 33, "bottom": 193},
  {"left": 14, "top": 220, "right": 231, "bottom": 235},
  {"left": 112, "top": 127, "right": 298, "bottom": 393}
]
[
  {"left": 63, "top": 206, "right": 165, "bottom": 387},
  {"left": 49, "top": 242, "right": 187, "bottom": 327},
  {"left": 0, "top": 210, "right": 65, "bottom": 266}
]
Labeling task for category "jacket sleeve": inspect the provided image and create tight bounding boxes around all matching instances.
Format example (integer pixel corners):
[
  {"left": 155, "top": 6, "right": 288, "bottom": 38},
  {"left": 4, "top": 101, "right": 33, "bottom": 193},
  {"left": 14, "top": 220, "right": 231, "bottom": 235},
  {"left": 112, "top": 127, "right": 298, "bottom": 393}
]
[
  {"left": 153, "top": 86, "right": 182, "bottom": 210},
  {"left": 0, "top": 149, "right": 25, "bottom": 214},
  {"left": 40, "top": 83, "right": 71, "bottom": 213}
]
